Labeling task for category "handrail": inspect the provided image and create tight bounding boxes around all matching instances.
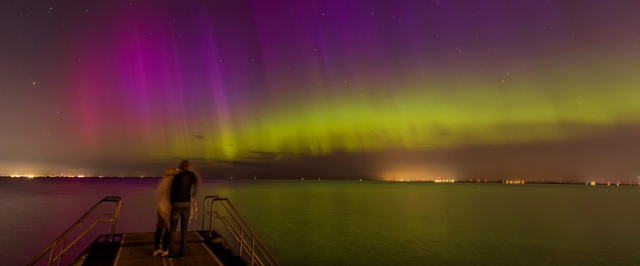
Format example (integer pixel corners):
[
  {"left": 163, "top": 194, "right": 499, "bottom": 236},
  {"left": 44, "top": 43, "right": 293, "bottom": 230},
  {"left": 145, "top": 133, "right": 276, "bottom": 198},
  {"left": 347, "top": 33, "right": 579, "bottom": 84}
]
[
  {"left": 28, "top": 196, "right": 122, "bottom": 266},
  {"left": 202, "top": 195, "right": 278, "bottom": 266}
]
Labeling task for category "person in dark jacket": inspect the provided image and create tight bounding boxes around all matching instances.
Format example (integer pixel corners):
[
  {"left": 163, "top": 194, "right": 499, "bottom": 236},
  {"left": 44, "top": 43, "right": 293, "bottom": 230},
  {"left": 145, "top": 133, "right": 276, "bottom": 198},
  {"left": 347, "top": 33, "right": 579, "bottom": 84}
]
[{"left": 166, "top": 160, "right": 198, "bottom": 258}]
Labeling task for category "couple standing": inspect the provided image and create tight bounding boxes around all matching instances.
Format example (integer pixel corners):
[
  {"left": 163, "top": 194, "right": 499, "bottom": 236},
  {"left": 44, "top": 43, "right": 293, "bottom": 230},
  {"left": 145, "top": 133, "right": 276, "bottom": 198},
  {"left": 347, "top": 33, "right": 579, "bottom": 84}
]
[{"left": 153, "top": 160, "right": 199, "bottom": 258}]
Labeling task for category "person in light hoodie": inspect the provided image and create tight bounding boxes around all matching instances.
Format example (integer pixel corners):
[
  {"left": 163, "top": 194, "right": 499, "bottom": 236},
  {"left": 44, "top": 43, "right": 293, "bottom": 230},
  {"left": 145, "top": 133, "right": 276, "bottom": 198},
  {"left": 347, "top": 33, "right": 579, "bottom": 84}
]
[{"left": 152, "top": 167, "right": 176, "bottom": 257}]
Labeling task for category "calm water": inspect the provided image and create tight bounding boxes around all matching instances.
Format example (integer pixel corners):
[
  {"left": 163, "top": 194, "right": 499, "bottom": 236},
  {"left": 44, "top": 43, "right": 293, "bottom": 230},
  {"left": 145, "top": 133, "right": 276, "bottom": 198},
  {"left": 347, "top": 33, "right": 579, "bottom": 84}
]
[{"left": 2, "top": 178, "right": 640, "bottom": 265}]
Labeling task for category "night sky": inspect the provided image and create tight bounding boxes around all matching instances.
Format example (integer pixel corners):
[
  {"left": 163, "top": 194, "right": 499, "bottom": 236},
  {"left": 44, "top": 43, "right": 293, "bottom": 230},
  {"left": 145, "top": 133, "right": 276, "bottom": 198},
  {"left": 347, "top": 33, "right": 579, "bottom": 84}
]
[{"left": 1, "top": 0, "right": 639, "bottom": 181}]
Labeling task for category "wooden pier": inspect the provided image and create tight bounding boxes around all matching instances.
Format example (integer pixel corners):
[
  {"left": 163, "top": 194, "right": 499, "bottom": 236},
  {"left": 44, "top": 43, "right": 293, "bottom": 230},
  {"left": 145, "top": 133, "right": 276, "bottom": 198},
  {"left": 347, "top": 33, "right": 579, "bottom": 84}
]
[{"left": 29, "top": 196, "right": 274, "bottom": 266}]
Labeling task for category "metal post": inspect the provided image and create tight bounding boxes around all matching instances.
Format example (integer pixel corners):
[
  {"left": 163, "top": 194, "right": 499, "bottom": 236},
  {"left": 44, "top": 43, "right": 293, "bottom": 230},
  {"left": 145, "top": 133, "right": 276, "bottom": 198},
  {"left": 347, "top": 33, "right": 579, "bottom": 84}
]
[
  {"left": 110, "top": 199, "right": 121, "bottom": 242},
  {"left": 57, "top": 237, "right": 68, "bottom": 266},
  {"left": 48, "top": 242, "right": 56, "bottom": 266},
  {"left": 201, "top": 198, "right": 208, "bottom": 231},
  {"left": 251, "top": 234, "right": 256, "bottom": 265},
  {"left": 239, "top": 231, "right": 244, "bottom": 256},
  {"left": 209, "top": 201, "right": 216, "bottom": 237}
]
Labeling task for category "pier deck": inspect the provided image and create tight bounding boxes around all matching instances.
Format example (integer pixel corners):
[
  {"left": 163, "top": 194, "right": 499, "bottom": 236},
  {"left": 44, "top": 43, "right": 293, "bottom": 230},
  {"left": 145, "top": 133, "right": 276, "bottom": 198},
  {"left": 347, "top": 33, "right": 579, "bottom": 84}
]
[{"left": 80, "top": 231, "right": 233, "bottom": 266}]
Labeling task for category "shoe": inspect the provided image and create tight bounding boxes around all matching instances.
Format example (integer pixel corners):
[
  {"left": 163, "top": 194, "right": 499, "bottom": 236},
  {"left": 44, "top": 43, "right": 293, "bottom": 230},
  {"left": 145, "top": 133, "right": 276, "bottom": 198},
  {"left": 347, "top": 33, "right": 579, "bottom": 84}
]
[{"left": 152, "top": 249, "right": 163, "bottom": 257}]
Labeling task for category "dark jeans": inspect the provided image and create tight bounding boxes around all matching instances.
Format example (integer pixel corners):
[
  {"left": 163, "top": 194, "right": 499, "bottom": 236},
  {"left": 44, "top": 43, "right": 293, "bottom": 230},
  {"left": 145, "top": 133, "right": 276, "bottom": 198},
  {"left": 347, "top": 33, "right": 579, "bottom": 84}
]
[
  {"left": 168, "top": 202, "right": 191, "bottom": 255},
  {"left": 153, "top": 212, "right": 170, "bottom": 250}
]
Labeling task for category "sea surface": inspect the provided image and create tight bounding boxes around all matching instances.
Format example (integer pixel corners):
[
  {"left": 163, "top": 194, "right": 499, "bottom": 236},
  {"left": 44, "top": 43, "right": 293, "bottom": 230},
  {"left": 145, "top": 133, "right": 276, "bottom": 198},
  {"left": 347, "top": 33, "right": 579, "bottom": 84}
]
[{"left": 2, "top": 178, "right": 640, "bottom": 265}]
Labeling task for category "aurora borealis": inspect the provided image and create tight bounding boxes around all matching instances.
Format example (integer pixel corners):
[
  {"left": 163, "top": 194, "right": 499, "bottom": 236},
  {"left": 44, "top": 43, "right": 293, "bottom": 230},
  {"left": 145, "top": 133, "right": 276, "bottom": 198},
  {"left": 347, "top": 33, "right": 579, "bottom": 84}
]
[{"left": 1, "top": 1, "right": 639, "bottom": 181}]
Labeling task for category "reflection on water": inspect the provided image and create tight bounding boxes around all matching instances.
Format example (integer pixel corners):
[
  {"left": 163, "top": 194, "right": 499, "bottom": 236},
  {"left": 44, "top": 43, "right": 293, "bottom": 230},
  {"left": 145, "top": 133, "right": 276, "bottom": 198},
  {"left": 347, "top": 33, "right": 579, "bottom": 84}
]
[{"left": 2, "top": 178, "right": 640, "bottom": 265}]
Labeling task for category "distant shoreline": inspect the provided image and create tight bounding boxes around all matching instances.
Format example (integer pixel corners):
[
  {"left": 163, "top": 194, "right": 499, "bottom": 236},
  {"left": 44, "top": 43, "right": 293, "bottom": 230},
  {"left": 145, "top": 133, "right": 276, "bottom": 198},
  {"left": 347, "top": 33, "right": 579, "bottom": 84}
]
[
  {"left": 0, "top": 176, "right": 161, "bottom": 179},
  {"left": 1, "top": 175, "right": 638, "bottom": 186}
]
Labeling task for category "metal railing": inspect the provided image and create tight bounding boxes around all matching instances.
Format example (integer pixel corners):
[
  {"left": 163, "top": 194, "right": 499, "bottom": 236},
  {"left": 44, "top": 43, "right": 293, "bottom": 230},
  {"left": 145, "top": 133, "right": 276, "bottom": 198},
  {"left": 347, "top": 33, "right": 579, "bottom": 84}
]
[
  {"left": 28, "top": 196, "right": 122, "bottom": 266},
  {"left": 202, "top": 196, "right": 278, "bottom": 266}
]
